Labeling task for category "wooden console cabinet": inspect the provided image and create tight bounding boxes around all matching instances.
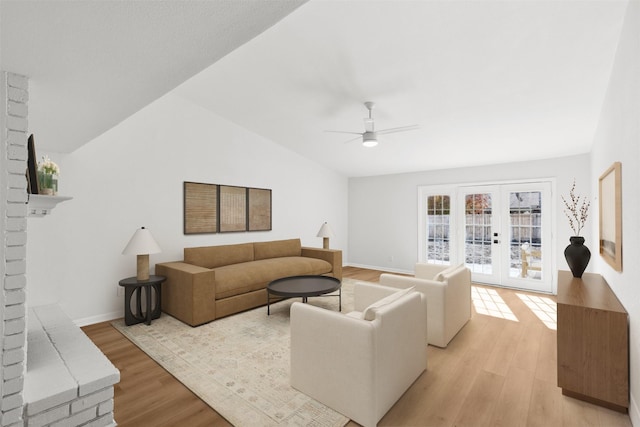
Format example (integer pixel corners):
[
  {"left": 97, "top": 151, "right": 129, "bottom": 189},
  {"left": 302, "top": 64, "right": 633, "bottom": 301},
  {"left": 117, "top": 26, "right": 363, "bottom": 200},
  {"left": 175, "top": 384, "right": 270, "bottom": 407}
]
[{"left": 557, "top": 270, "right": 629, "bottom": 412}]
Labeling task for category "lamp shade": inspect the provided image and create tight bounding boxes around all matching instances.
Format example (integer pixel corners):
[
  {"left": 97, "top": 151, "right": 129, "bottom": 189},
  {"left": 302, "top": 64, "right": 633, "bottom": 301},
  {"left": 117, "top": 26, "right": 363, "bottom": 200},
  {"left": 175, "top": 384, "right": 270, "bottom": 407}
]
[
  {"left": 316, "top": 222, "right": 335, "bottom": 238},
  {"left": 122, "top": 227, "right": 161, "bottom": 255}
]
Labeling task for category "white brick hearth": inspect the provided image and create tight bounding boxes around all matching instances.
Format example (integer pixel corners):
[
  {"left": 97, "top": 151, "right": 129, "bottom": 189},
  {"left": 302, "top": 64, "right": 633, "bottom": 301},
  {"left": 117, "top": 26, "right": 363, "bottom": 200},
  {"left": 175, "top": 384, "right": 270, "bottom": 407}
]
[{"left": 24, "top": 305, "right": 119, "bottom": 427}]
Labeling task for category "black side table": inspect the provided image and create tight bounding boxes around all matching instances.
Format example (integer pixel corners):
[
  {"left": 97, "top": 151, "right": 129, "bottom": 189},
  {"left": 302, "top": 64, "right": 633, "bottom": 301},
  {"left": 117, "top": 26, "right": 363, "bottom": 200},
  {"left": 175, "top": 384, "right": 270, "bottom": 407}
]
[{"left": 118, "top": 275, "right": 166, "bottom": 326}]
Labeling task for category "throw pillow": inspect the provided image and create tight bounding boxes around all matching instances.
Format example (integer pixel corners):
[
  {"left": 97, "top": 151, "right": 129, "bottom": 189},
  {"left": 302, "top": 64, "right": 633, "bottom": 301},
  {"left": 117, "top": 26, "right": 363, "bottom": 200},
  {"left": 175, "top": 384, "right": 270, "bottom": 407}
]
[
  {"left": 434, "top": 264, "right": 462, "bottom": 282},
  {"left": 362, "top": 286, "right": 415, "bottom": 321}
]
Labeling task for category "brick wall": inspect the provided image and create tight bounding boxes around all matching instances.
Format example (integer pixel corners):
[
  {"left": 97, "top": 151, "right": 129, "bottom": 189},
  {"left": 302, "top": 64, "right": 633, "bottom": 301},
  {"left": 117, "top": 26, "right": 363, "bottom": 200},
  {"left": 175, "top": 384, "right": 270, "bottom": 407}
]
[{"left": 2, "top": 71, "right": 29, "bottom": 427}]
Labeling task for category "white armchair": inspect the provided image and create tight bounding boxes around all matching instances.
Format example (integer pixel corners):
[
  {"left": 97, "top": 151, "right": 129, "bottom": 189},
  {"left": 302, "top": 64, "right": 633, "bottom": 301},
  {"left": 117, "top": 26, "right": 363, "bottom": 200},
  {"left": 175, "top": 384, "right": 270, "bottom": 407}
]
[
  {"left": 290, "top": 282, "right": 427, "bottom": 427},
  {"left": 380, "top": 263, "right": 471, "bottom": 348}
]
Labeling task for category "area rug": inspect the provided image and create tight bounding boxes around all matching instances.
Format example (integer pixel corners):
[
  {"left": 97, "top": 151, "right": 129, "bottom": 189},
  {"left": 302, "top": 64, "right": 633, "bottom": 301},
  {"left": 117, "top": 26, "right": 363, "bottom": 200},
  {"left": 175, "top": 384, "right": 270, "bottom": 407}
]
[{"left": 112, "top": 278, "right": 357, "bottom": 427}]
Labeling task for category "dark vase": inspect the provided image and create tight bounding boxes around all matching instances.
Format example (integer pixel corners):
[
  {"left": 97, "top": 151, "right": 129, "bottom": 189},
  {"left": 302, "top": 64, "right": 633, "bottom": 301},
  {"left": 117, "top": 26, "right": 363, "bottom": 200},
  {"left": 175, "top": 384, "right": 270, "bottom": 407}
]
[{"left": 564, "top": 236, "right": 591, "bottom": 278}]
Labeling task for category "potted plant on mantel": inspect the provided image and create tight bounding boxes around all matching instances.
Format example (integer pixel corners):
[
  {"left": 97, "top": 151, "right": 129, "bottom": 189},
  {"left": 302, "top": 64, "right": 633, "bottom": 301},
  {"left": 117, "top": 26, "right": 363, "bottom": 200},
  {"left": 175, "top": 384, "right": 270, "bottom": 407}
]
[
  {"left": 37, "top": 155, "right": 59, "bottom": 195},
  {"left": 561, "top": 179, "right": 591, "bottom": 277}
]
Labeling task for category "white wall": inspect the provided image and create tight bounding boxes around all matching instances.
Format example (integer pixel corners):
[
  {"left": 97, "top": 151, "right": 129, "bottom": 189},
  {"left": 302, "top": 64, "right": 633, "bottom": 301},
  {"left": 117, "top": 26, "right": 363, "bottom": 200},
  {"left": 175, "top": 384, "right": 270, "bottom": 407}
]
[
  {"left": 26, "top": 93, "right": 348, "bottom": 324},
  {"left": 348, "top": 154, "right": 591, "bottom": 279},
  {"left": 590, "top": 1, "right": 640, "bottom": 423}
]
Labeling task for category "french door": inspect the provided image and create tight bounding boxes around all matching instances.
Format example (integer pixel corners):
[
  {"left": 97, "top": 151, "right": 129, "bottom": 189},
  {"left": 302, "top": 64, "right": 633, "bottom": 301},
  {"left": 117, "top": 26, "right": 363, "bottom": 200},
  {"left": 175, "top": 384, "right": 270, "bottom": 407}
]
[{"left": 422, "top": 181, "right": 553, "bottom": 293}]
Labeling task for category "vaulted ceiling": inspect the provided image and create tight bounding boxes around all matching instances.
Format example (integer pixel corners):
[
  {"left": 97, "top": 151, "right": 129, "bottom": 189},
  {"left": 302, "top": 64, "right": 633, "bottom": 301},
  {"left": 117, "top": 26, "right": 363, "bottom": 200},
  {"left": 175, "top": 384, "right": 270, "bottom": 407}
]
[
  {"left": 1, "top": 1, "right": 629, "bottom": 177},
  {"left": 0, "top": 0, "right": 306, "bottom": 151}
]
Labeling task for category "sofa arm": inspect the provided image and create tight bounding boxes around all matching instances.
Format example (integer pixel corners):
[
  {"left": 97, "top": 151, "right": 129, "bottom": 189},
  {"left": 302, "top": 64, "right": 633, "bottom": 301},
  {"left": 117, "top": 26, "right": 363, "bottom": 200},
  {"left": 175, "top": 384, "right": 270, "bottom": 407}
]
[
  {"left": 301, "top": 247, "right": 342, "bottom": 280},
  {"left": 155, "top": 262, "right": 216, "bottom": 327}
]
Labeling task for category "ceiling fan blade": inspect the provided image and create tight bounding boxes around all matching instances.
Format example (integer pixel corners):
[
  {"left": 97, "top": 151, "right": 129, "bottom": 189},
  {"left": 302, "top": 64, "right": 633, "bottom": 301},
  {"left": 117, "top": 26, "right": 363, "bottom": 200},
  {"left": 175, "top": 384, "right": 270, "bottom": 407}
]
[
  {"left": 343, "top": 135, "right": 362, "bottom": 144},
  {"left": 376, "top": 124, "right": 420, "bottom": 135},
  {"left": 324, "top": 130, "right": 363, "bottom": 135},
  {"left": 363, "top": 118, "right": 374, "bottom": 132}
]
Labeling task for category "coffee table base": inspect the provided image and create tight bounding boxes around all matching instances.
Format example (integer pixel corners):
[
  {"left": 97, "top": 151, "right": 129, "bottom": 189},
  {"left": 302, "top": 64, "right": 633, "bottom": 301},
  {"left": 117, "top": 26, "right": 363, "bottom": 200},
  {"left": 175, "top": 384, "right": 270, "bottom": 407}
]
[{"left": 267, "top": 288, "right": 341, "bottom": 315}]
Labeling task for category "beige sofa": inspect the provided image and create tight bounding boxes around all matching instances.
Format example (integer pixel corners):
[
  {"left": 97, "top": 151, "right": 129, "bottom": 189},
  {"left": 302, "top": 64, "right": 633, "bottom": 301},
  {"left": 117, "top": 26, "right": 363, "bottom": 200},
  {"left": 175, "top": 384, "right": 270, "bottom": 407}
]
[
  {"left": 379, "top": 263, "right": 471, "bottom": 348},
  {"left": 156, "top": 238, "right": 342, "bottom": 326}
]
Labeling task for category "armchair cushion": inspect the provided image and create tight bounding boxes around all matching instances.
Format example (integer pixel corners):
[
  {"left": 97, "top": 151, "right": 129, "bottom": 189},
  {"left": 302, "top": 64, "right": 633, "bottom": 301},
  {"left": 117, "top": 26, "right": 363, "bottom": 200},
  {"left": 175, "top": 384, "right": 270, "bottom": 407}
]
[
  {"left": 433, "top": 263, "right": 462, "bottom": 281},
  {"left": 415, "top": 262, "right": 450, "bottom": 280},
  {"left": 362, "top": 286, "right": 415, "bottom": 320}
]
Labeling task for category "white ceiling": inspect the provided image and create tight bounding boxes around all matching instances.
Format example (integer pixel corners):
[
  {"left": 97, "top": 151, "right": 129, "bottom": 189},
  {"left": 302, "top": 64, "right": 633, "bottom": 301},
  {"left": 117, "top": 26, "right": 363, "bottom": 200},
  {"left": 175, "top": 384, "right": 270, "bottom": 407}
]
[
  {"left": 1, "top": 1, "right": 629, "bottom": 177},
  {"left": 0, "top": 0, "right": 306, "bottom": 152}
]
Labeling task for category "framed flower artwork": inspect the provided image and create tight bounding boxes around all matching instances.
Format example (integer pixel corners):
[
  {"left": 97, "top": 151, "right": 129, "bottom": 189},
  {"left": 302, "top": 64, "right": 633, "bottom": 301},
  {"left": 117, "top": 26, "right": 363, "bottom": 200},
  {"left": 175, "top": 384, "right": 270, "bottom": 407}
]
[{"left": 598, "top": 162, "right": 622, "bottom": 271}]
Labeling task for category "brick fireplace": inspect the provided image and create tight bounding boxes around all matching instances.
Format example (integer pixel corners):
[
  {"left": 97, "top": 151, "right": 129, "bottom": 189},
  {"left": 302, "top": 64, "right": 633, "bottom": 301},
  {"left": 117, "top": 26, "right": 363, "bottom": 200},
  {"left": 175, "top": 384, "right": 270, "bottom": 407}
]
[{"left": 1, "top": 71, "right": 119, "bottom": 427}]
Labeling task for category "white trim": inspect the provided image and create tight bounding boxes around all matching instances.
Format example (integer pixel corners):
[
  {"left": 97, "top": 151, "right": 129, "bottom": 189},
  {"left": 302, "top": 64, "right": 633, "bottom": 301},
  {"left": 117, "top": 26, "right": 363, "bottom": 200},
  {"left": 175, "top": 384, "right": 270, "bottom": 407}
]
[
  {"left": 345, "top": 263, "right": 413, "bottom": 276},
  {"left": 73, "top": 310, "right": 122, "bottom": 327}
]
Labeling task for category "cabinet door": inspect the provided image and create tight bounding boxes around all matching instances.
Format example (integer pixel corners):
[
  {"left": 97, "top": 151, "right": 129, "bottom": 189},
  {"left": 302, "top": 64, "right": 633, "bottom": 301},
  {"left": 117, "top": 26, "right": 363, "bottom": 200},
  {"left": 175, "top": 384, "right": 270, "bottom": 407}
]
[{"left": 557, "top": 297, "right": 629, "bottom": 410}]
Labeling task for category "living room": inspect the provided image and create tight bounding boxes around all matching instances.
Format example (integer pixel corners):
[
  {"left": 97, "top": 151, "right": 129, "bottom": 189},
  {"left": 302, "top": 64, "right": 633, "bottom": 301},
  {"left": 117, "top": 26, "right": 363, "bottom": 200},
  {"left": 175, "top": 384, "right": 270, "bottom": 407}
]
[{"left": 1, "top": 1, "right": 639, "bottom": 426}]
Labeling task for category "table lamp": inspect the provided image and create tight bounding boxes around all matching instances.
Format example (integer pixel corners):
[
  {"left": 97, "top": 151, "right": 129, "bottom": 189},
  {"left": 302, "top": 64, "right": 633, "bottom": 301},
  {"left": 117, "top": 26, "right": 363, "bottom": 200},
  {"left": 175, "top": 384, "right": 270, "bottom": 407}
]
[
  {"left": 122, "top": 227, "right": 161, "bottom": 281},
  {"left": 316, "top": 222, "right": 335, "bottom": 249}
]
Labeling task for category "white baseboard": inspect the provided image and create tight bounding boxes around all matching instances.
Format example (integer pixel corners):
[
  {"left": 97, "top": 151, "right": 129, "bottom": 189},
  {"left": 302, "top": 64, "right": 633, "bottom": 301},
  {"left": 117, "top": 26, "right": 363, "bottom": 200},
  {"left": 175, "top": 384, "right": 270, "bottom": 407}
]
[
  {"left": 74, "top": 310, "right": 121, "bottom": 327},
  {"left": 345, "top": 262, "right": 413, "bottom": 276}
]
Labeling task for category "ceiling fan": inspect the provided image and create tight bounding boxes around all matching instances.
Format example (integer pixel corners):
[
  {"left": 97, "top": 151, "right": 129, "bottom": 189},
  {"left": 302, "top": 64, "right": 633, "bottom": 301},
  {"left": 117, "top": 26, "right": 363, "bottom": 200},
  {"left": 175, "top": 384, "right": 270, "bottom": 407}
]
[{"left": 325, "top": 102, "right": 419, "bottom": 147}]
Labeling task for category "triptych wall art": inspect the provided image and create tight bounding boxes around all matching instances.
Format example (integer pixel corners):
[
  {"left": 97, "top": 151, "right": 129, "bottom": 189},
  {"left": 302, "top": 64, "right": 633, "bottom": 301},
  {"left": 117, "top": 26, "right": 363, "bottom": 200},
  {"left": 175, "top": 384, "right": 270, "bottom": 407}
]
[{"left": 184, "top": 182, "right": 272, "bottom": 234}]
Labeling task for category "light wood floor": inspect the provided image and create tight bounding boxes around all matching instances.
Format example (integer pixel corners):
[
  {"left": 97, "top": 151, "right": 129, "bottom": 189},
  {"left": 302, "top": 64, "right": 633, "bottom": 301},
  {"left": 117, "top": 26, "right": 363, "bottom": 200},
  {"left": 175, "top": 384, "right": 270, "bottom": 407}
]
[{"left": 83, "top": 267, "right": 632, "bottom": 427}]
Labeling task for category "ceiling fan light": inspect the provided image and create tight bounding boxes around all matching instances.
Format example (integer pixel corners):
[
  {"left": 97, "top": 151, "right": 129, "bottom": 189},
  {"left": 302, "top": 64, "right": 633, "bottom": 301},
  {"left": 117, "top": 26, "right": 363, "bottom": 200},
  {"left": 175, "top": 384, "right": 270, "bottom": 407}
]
[
  {"left": 363, "top": 131, "right": 378, "bottom": 147},
  {"left": 362, "top": 139, "right": 378, "bottom": 147}
]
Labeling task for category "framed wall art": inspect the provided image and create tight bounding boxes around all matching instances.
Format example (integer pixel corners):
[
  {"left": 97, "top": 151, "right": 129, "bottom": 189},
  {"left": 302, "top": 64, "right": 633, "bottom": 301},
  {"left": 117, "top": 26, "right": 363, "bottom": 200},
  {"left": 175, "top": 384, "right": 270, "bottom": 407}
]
[
  {"left": 219, "top": 185, "right": 247, "bottom": 232},
  {"left": 184, "top": 181, "right": 272, "bottom": 234},
  {"left": 184, "top": 182, "right": 218, "bottom": 234},
  {"left": 248, "top": 187, "right": 272, "bottom": 231},
  {"left": 598, "top": 161, "right": 622, "bottom": 271}
]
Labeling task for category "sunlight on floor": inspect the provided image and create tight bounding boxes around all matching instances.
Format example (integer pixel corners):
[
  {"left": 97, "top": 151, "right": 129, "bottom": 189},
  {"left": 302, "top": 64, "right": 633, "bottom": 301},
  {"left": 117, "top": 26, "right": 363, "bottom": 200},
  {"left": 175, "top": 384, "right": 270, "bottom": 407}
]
[
  {"left": 516, "top": 293, "right": 557, "bottom": 330},
  {"left": 472, "top": 286, "right": 518, "bottom": 321}
]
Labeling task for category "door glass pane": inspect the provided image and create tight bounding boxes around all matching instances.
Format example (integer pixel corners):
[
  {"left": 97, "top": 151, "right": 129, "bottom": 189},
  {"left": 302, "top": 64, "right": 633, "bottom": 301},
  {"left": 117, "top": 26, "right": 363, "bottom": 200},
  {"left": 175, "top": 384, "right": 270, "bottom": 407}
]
[
  {"left": 464, "top": 193, "right": 492, "bottom": 274},
  {"left": 509, "top": 191, "right": 542, "bottom": 279},
  {"left": 426, "top": 195, "right": 450, "bottom": 265}
]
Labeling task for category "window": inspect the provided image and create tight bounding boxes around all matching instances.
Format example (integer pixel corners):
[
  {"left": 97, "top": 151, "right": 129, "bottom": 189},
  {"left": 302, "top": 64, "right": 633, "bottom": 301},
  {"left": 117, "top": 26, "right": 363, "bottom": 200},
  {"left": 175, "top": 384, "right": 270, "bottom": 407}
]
[{"left": 426, "top": 195, "right": 451, "bottom": 265}]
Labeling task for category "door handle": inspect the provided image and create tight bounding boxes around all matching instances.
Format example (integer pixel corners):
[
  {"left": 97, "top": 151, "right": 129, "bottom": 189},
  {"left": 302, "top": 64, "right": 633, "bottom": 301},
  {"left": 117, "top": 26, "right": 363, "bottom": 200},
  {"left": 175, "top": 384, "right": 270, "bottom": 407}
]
[{"left": 493, "top": 240, "right": 499, "bottom": 244}]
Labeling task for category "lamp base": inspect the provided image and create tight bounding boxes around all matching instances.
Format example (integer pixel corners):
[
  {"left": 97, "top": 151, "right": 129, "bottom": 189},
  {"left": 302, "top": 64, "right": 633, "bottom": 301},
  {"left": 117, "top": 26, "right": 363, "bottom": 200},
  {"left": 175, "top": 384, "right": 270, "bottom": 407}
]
[
  {"left": 323, "top": 237, "right": 330, "bottom": 249},
  {"left": 136, "top": 254, "right": 150, "bottom": 281}
]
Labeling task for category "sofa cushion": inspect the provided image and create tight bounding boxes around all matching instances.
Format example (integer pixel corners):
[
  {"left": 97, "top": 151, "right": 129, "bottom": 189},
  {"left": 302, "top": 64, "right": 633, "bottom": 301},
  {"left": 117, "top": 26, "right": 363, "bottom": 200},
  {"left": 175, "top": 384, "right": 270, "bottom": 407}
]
[
  {"left": 185, "top": 243, "right": 254, "bottom": 269},
  {"left": 362, "top": 287, "right": 415, "bottom": 321},
  {"left": 254, "top": 239, "right": 301, "bottom": 261},
  {"left": 214, "top": 256, "right": 332, "bottom": 300}
]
